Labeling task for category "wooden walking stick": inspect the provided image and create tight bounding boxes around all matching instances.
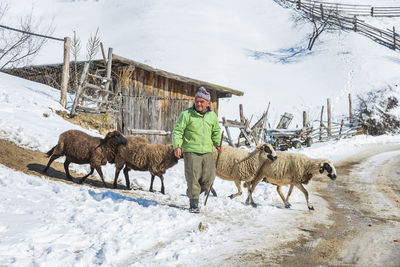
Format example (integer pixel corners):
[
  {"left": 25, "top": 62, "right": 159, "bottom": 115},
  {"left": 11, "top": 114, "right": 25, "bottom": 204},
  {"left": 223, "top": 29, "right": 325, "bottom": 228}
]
[{"left": 204, "top": 131, "right": 224, "bottom": 206}]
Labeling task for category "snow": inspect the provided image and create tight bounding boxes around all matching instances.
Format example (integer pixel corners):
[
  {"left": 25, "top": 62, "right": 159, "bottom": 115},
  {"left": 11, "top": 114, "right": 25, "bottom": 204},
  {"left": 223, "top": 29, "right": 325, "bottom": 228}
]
[
  {"left": 4, "top": 0, "right": 400, "bottom": 127},
  {"left": 1, "top": 65, "right": 400, "bottom": 266},
  {"left": 1, "top": 0, "right": 400, "bottom": 265}
]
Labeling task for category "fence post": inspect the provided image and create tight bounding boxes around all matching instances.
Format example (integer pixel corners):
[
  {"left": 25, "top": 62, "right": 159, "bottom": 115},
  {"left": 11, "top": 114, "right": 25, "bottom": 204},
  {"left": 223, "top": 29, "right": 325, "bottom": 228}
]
[
  {"left": 371, "top": 7, "right": 374, "bottom": 17},
  {"left": 239, "top": 104, "right": 244, "bottom": 123},
  {"left": 327, "top": 98, "right": 332, "bottom": 137},
  {"left": 349, "top": 93, "right": 353, "bottom": 127},
  {"left": 303, "top": 111, "right": 307, "bottom": 127},
  {"left": 338, "top": 120, "right": 344, "bottom": 140},
  {"left": 353, "top": 15, "right": 357, "bottom": 32},
  {"left": 60, "top": 36, "right": 70, "bottom": 108},
  {"left": 320, "top": 4, "right": 324, "bottom": 19},
  {"left": 297, "top": 0, "right": 301, "bottom": 9},
  {"left": 393, "top": 26, "right": 397, "bottom": 50},
  {"left": 319, "top": 105, "right": 324, "bottom": 141}
]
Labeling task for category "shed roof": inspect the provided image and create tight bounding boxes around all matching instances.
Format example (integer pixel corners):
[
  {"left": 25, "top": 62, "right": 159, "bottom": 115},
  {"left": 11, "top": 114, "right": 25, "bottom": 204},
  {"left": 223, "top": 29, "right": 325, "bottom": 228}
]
[{"left": 112, "top": 54, "right": 244, "bottom": 98}]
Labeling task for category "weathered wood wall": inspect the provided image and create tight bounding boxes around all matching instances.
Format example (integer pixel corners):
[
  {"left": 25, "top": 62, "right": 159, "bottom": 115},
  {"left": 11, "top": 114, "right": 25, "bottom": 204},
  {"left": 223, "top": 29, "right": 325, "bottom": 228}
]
[{"left": 118, "top": 67, "right": 219, "bottom": 143}]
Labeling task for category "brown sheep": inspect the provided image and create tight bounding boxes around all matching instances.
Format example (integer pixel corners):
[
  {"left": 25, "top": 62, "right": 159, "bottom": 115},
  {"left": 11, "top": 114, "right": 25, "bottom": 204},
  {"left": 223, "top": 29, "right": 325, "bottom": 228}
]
[
  {"left": 113, "top": 137, "right": 179, "bottom": 193},
  {"left": 44, "top": 129, "right": 127, "bottom": 187}
]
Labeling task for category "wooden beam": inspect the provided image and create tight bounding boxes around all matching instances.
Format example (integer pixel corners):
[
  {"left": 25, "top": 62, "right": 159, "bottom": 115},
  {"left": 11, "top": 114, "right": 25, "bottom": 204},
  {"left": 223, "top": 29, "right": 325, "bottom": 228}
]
[
  {"left": 319, "top": 105, "right": 324, "bottom": 141},
  {"left": 349, "top": 93, "right": 353, "bottom": 127},
  {"left": 222, "top": 117, "right": 234, "bottom": 147},
  {"left": 60, "top": 37, "right": 70, "bottom": 108},
  {"left": 71, "top": 62, "right": 89, "bottom": 116},
  {"left": 127, "top": 129, "right": 171, "bottom": 136},
  {"left": 327, "top": 98, "right": 332, "bottom": 137}
]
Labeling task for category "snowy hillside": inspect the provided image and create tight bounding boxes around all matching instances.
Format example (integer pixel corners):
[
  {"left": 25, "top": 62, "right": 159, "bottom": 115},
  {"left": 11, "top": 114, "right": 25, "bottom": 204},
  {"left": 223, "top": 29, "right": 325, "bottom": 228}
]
[{"left": 5, "top": 0, "right": 400, "bottom": 127}]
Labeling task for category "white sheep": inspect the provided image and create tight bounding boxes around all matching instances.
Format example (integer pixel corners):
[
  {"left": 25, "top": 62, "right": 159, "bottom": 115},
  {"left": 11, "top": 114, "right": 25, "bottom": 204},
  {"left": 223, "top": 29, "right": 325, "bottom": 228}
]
[
  {"left": 244, "top": 151, "right": 337, "bottom": 209},
  {"left": 112, "top": 136, "right": 179, "bottom": 193},
  {"left": 212, "top": 143, "right": 277, "bottom": 199}
]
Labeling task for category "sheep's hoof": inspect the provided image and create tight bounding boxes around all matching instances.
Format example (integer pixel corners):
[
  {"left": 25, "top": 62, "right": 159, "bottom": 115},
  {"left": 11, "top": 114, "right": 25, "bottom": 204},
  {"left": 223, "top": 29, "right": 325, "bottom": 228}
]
[
  {"left": 251, "top": 202, "right": 258, "bottom": 208},
  {"left": 308, "top": 206, "right": 314, "bottom": 211},
  {"left": 229, "top": 194, "right": 234, "bottom": 199},
  {"left": 285, "top": 203, "right": 291, "bottom": 209}
]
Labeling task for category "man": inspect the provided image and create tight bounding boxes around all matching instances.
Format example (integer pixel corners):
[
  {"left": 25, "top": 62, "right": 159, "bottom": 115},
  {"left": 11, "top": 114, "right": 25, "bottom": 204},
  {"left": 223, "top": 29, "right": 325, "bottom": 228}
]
[{"left": 172, "top": 86, "right": 222, "bottom": 213}]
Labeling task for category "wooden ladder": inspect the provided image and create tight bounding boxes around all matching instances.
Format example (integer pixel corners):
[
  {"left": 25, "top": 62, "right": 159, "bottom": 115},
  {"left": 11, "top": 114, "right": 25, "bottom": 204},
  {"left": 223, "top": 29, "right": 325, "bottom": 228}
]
[{"left": 70, "top": 47, "right": 117, "bottom": 116}]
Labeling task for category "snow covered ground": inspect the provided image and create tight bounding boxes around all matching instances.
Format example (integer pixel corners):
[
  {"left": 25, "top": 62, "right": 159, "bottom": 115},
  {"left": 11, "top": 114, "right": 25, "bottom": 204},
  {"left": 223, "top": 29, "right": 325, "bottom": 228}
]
[
  {"left": 1, "top": 67, "right": 400, "bottom": 266},
  {"left": 2, "top": 0, "right": 400, "bottom": 265}
]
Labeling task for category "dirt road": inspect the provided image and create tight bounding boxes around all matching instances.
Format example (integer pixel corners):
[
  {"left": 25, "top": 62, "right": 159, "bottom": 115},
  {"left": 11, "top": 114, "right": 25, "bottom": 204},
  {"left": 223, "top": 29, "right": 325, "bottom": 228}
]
[
  {"left": 1, "top": 138, "right": 399, "bottom": 266},
  {"left": 278, "top": 145, "right": 400, "bottom": 266}
]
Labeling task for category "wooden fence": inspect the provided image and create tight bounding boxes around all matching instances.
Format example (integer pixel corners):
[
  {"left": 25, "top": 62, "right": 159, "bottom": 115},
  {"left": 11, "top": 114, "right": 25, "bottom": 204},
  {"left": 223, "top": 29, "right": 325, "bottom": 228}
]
[
  {"left": 283, "top": 0, "right": 400, "bottom": 17},
  {"left": 309, "top": 120, "right": 362, "bottom": 142},
  {"left": 281, "top": 0, "right": 400, "bottom": 51},
  {"left": 221, "top": 93, "right": 363, "bottom": 149}
]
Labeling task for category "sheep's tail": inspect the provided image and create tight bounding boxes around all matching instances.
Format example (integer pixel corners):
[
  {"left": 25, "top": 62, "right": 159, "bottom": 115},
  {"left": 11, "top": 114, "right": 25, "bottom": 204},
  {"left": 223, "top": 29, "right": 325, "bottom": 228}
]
[{"left": 45, "top": 146, "right": 56, "bottom": 158}]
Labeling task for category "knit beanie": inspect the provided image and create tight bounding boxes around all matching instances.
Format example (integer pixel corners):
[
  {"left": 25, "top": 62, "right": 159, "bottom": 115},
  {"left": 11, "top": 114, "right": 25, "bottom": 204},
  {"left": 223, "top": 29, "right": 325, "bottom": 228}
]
[{"left": 195, "top": 86, "right": 211, "bottom": 102}]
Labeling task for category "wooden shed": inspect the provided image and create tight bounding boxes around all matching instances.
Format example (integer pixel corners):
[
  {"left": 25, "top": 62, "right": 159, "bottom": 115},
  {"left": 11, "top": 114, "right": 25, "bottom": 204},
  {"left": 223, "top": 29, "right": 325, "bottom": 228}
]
[
  {"left": 111, "top": 54, "right": 243, "bottom": 143},
  {"left": 1, "top": 54, "right": 243, "bottom": 143}
]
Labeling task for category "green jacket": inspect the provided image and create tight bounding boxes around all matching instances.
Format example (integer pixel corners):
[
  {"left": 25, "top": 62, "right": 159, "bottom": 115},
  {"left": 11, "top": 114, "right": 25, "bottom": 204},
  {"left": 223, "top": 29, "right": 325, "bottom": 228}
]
[{"left": 172, "top": 106, "right": 221, "bottom": 154}]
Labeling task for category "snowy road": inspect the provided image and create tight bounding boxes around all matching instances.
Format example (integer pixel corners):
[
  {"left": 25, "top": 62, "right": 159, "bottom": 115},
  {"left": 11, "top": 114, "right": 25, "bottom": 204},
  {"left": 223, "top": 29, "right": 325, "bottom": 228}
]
[{"left": 277, "top": 145, "right": 400, "bottom": 266}]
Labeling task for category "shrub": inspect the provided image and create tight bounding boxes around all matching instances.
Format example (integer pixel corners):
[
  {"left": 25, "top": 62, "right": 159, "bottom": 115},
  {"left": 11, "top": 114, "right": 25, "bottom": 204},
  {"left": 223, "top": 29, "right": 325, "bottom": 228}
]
[{"left": 356, "top": 85, "right": 400, "bottom": 135}]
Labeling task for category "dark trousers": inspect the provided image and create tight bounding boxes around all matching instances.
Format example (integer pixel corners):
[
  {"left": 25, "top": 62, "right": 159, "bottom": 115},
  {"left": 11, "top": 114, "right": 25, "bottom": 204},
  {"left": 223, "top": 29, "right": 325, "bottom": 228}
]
[{"left": 183, "top": 152, "right": 215, "bottom": 199}]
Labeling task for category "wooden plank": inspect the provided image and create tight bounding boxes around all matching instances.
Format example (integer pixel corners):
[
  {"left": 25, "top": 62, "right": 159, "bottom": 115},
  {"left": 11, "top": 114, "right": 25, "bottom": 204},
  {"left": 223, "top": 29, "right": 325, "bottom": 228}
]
[
  {"left": 127, "top": 129, "right": 171, "bottom": 136},
  {"left": 240, "top": 128, "right": 254, "bottom": 146},
  {"left": 80, "top": 94, "right": 109, "bottom": 104},
  {"left": 60, "top": 37, "right": 70, "bottom": 108},
  {"left": 319, "top": 105, "right": 324, "bottom": 141},
  {"left": 222, "top": 117, "right": 234, "bottom": 147},
  {"left": 75, "top": 106, "right": 107, "bottom": 113},
  {"left": 327, "top": 98, "right": 332, "bottom": 136},
  {"left": 71, "top": 62, "right": 89, "bottom": 116},
  {"left": 222, "top": 119, "right": 246, "bottom": 128},
  {"left": 84, "top": 82, "right": 104, "bottom": 91},
  {"left": 87, "top": 73, "right": 111, "bottom": 81}
]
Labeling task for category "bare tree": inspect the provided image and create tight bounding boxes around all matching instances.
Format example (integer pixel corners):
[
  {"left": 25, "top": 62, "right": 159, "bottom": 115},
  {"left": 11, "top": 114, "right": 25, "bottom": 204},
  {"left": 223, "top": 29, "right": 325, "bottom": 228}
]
[
  {"left": 86, "top": 27, "right": 100, "bottom": 64},
  {"left": 71, "top": 30, "right": 81, "bottom": 91},
  {"left": 292, "top": 4, "right": 341, "bottom": 50},
  {"left": 69, "top": 28, "right": 102, "bottom": 93},
  {"left": 0, "top": 3, "right": 55, "bottom": 69}
]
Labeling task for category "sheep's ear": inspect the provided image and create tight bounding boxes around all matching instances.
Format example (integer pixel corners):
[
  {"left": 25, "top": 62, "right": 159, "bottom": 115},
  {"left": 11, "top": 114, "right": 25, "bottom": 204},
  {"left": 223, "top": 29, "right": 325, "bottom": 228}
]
[{"left": 105, "top": 132, "right": 113, "bottom": 139}]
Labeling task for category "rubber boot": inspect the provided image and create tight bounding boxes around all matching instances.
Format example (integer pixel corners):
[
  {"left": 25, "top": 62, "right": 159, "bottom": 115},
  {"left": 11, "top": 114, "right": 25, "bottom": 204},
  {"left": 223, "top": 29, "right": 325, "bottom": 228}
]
[{"left": 189, "top": 199, "right": 200, "bottom": 213}]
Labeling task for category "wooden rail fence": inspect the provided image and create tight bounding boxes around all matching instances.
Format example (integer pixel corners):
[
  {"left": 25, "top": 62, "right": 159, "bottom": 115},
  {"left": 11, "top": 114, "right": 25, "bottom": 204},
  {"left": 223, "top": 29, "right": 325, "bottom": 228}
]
[
  {"left": 281, "top": 0, "right": 400, "bottom": 51},
  {"left": 283, "top": 0, "right": 400, "bottom": 17}
]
